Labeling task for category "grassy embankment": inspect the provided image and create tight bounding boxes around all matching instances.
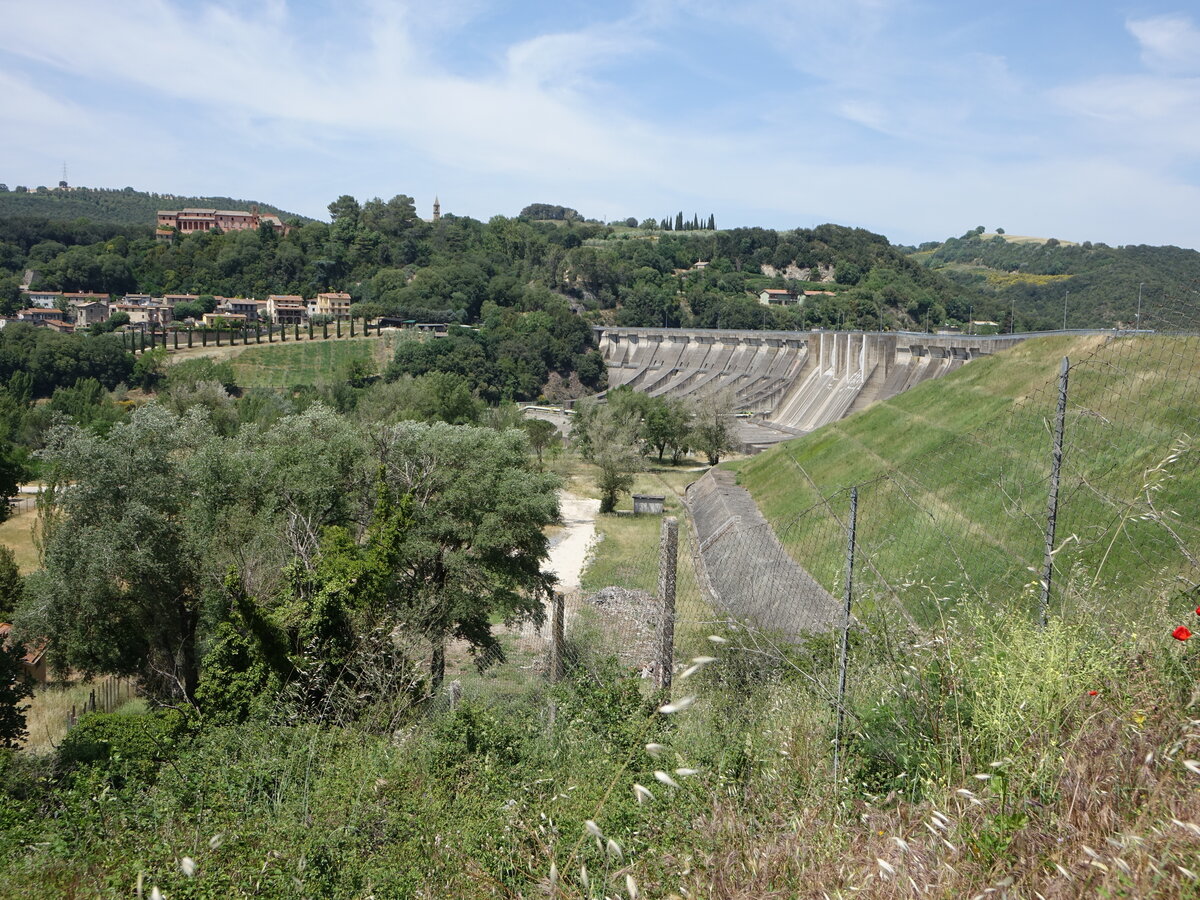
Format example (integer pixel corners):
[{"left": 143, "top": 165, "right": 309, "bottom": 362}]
[
  {"left": 222, "top": 331, "right": 402, "bottom": 390},
  {"left": 728, "top": 334, "right": 1200, "bottom": 620}
]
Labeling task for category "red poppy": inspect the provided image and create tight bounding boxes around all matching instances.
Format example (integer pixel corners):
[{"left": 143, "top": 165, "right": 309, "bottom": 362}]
[
  {"left": 1195, "top": 606, "right": 1200, "bottom": 616},
  {"left": 1088, "top": 690, "right": 1098, "bottom": 696},
  {"left": 1173, "top": 626, "right": 1192, "bottom": 641}
]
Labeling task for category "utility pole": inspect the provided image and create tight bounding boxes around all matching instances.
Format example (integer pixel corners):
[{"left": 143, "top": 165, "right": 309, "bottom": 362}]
[
  {"left": 1011, "top": 298, "right": 1015, "bottom": 334},
  {"left": 1136, "top": 282, "right": 1144, "bottom": 330},
  {"left": 1063, "top": 289, "right": 1069, "bottom": 331}
]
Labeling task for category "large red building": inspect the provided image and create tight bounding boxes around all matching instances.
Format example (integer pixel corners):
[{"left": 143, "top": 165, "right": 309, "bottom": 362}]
[{"left": 156, "top": 207, "right": 288, "bottom": 237}]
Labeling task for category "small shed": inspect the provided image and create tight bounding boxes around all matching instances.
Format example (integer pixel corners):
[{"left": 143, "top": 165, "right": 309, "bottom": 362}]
[
  {"left": 0, "top": 624, "right": 48, "bottom": 683},
  {"left": 632, "top": 494, "right": 666, "bottom": 515}
]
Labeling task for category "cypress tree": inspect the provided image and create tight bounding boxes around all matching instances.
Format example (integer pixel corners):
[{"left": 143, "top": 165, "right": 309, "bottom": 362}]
[
  {"left": 675, "top": 211, "right": 684, "bottom": 231},
  {"left": 708, "top": 213, "right": 716, "bottom": 230}
]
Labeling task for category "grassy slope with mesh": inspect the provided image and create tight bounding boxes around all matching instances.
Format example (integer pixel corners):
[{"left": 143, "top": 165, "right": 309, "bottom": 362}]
[{"left": 728, "top": 334, "right": 1200, "bottom": 620}]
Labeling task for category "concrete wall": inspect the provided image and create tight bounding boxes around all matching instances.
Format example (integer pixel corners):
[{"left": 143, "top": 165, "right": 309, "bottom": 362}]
[{"left": 596, "top": 327, "right": 1072, "bottom": 444}]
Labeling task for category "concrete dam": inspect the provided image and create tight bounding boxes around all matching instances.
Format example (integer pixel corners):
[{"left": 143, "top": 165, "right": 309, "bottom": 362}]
[{"left": 597, "top": 327, "right": 1033, "bottom": 450}]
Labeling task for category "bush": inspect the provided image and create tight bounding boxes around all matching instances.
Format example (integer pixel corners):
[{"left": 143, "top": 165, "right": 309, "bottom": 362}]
[{"left": 57, "top": 708, "right": 187, "bottom": 784}]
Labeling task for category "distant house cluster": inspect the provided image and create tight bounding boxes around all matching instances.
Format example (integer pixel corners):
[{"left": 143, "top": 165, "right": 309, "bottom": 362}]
[
  {"left": 4, "top": 290, "right": 354, "bottom": 332},
  {"left": 155, "top": 206, "right": 290, "bottom": 238}
]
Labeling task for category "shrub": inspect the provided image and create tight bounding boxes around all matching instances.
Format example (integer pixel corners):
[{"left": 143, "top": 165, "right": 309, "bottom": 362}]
[{"left": 57, "top": 709, "right": 187, "bottom": 784}]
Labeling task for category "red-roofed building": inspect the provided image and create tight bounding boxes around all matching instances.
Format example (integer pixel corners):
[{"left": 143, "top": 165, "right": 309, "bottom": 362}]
[
  {"left": 267, "top": 295, "right": 308, "bottom": 325},
  {"left": 16, "top": 308, "right": 59, "bottom": 324},
  {"left": 0, "top": 624, "right": 48, "bottom": 683},
  {"left": 156, "top": 208, "right": 290, "bottom": 237},
  {"left": 311, "top": 292, "right": 352, "bottom": 320}
]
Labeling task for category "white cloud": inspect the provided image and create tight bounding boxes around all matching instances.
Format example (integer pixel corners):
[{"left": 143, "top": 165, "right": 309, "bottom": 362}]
[
  {"left": 1128, "top": 14, "right": 1200, "bottom": 76},
  {"left": 0, "top": 1, "right": 1197, "bottom": 248}
]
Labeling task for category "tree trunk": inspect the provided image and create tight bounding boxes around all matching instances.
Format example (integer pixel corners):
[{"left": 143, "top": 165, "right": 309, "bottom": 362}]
[
  {"left": 430, "top": 639, "right": 445, "bottom": 694},
  {"left": 178, "top": 600, "right": 199, "bottom": 704}
]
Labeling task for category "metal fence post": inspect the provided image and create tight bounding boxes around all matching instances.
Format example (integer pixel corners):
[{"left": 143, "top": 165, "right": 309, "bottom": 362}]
[
  {"left": 833, "top": 486, "right": 857, "bottom": 784},
  {"left": 656, "top": 516, "right": 679, "bottom": 692},
  {"left": 1040, "top": 357, "right": 1070, "bottom": 626}
]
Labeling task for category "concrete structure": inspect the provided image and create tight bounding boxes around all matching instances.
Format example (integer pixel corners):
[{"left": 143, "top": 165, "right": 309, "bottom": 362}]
[
  {"left": 632, "top": 494, "right": 665, "bottom": 515},
  {"left": 686, "top": 469, "right": 838, "bottom": 637},
  {"left": 597, "top": 327, "right": 1058, "bottom": 452}
]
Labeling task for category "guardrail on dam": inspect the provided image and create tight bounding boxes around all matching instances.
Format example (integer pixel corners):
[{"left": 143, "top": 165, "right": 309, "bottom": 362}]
[{"left": 596, "top": 327, "right": 1099, "bottom": 450}]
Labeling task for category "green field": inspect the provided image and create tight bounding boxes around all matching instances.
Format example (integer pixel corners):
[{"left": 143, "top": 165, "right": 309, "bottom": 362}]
[
  {"left": 728, "top": 334, "right": 1200, "bottom": 619},
  {"left": 227, "top": 334, "right": 398, "bottom": 389}
]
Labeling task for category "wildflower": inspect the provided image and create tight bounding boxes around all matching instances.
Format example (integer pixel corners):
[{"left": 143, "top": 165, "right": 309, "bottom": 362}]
[
  {"left": 1173, "top": 626, "right": 1192, "bottom": 641},
  {"left": 1088, "top": 690, "right": 1098, "bottom": 696},
  {"left": 658, "top": 695, "right": 696, "bottom": 714},
  {"left": 654, "top": 770, "right": 680, "bottom": 788},
  {"left": 1195, "top": 606, "right": 1200, "bottom": 616}
]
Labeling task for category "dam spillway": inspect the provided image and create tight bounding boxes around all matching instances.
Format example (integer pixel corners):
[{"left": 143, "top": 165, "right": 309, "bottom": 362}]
[{"left": 596, "top": 327, "right": 1035, "bottom": 450}]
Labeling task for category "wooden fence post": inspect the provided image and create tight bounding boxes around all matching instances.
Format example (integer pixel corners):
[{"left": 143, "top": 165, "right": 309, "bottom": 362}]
[
  {"left": 549, "top": 591, "right": 565, "bottom": 683},
  {"left": 655, "top": 516, "right": 678, "bottom": 692}
]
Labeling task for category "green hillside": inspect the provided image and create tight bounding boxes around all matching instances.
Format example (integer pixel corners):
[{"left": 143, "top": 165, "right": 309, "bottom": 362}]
[
  {"left": 0, "top": 185, "right": 312, "bottom": 227},
  {"left": 911, "top": 229, "right": 1200, "bottom": 330},
  {"left": 728, "top": 333, "right": 1200, "bottom": 621}
]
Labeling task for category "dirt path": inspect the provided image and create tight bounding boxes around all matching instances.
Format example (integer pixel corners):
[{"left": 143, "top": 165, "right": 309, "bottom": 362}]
[{"left": 545, "top": 491, "right": 600, "bottom": 592}]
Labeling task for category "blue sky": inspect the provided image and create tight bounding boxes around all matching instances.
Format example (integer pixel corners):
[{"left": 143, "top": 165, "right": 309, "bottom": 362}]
[{"left": 2, "top": 0, "right": 1199, "bottom": 248}]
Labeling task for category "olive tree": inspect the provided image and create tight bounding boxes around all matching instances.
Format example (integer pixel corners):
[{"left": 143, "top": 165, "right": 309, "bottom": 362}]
[{"left": 374, "top": 421, "right": 560, "bottom": 689}]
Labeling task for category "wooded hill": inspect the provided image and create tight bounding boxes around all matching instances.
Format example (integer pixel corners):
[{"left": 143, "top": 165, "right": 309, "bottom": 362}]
[
  {"left": 911, "top": 228, "right": 1200, "bottom": 330},
  {"left": 0, "top": 185, "right": 310, "bottom": 227}
]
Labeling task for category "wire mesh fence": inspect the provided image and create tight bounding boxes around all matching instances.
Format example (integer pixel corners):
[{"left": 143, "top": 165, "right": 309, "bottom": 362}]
[
  {"left": 376, "top": 320, "right": 1200, "bottom": 808},
  {"left": 453, "top": 326, "right": 1194, "bottom": 776}
]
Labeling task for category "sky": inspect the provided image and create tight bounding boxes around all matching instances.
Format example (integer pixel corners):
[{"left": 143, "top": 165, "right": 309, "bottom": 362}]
[{"left": 2, "top": 0, "right": 1199, "bottom": 248}]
